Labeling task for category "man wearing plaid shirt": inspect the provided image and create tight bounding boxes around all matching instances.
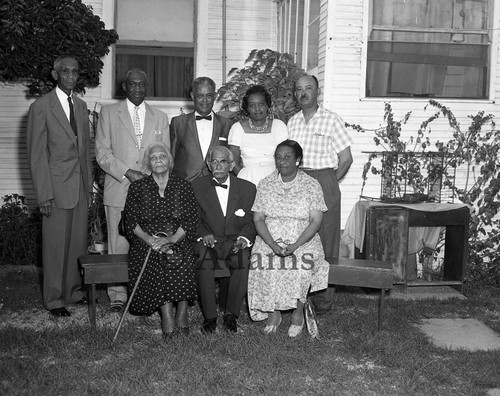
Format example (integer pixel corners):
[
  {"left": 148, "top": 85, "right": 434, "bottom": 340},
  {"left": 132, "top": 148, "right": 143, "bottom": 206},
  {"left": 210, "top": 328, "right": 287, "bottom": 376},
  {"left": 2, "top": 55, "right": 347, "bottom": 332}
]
[{"left": 288, "top": 74, "right": 353, "bottom": 315}]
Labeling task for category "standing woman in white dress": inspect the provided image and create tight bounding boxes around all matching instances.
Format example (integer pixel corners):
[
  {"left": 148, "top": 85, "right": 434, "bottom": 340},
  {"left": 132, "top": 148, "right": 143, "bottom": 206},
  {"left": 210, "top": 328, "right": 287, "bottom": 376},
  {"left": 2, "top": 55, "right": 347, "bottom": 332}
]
[{"left": 228, "top": 85, "right": 288, "bottom": 186}]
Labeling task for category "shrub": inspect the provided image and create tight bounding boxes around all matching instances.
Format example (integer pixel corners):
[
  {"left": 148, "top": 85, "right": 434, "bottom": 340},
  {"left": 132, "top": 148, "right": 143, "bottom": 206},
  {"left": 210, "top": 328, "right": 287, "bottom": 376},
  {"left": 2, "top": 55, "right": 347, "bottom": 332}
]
[
  {"left": 0, "top": 194, "right": 42, "bottom": 266},
  {"left": 0, "top": 0, "right": 118, "bottom": 95},
  {"left": 348, "top": 101, "right": 500, "bottom": 289}
]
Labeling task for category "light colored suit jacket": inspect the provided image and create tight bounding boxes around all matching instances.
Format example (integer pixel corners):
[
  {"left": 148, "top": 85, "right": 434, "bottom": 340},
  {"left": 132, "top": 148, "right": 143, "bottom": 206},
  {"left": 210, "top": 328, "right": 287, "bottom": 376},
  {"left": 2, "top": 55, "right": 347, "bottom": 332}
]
[
  {"left": 96, "top": 100, "right": 170, "bottom": 207},
  {"left": 27, "top": 89, "right": 92, "bottom": 208},
  {"left": 170, "top": 112, "right": 233, "bottom": 182}
]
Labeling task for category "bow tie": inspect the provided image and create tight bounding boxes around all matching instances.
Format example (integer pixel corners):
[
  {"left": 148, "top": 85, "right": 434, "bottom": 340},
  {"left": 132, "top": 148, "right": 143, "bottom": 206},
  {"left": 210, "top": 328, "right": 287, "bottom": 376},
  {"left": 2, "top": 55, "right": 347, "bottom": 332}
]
[
  {"left": 211, "top": 180, "right": 228, "bottom": 189},
  {"left": 196, "top": 114, "right": 212, "bottom": 121}
]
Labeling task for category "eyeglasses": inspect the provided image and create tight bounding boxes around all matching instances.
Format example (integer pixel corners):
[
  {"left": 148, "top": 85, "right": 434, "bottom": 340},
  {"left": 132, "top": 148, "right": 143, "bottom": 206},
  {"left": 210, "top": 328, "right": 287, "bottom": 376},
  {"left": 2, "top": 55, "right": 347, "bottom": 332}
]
[{"left": 209, "top": 159, "right": 231, "bottom": 166}]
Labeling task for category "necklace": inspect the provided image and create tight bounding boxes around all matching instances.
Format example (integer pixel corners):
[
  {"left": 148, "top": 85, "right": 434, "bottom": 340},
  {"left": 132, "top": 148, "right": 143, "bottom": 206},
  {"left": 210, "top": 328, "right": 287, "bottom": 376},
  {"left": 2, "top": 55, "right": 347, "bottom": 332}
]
[
  {"left": 248, "top": 118, "right": 269, "bottom": 133},
  {"left": 278, "top": 173, "right": 298, "bottom": 190}
]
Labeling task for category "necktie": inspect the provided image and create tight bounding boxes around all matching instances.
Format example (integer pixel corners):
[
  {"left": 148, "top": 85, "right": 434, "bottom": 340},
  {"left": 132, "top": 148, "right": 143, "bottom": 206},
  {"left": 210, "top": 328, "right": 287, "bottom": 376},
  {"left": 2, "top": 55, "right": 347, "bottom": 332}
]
[
  {"left": 211, "top": 180, "right": 228, "bottom": 189},
  {"left": 67, "top": 96, "right": 77, "bottom": 135},
  {"left": 196, "top": 114, "right": 212, "bottom": 121},
  {"left": 133, "top": 106, "right": 142, "bottom": 147}
]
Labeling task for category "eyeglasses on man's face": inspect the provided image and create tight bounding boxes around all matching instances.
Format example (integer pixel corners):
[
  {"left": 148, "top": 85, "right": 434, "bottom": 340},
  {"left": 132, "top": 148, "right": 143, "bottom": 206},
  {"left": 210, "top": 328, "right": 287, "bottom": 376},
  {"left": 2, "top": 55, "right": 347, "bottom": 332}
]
[{"left": 209, "top": 159, "right": 231, "bottom": 167}]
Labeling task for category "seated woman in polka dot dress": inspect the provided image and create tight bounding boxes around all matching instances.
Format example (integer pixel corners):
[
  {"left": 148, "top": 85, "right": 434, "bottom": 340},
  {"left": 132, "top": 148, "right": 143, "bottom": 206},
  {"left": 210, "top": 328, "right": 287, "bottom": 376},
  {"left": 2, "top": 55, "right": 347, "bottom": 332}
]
[{"left": 123, "top": 142, "right": 199, "bottom": 339}]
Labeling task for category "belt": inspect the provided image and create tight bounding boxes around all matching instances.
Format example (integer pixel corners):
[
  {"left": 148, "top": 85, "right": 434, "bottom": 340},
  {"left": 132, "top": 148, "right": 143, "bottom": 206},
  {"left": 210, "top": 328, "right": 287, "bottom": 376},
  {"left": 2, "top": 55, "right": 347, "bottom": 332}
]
[{"left": 301, "top": 167, "right": 334, "bottom": 172}]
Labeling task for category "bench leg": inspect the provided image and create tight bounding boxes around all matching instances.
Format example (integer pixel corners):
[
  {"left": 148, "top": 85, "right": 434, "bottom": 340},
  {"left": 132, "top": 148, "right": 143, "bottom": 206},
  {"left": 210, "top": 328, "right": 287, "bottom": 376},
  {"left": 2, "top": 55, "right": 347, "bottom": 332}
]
[
  {"left": 378, "top": 289, "right": 385, "bottom": 331},
  {"left": 89, "top": 283, "right": 97, "bottom": 328}
]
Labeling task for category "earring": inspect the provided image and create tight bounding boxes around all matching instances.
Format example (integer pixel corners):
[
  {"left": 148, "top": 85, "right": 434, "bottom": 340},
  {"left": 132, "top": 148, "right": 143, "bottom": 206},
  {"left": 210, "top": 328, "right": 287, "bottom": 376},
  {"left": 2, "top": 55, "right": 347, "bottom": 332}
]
[{"left": 295, "top": 162, "right": 300, "bottom": 166}]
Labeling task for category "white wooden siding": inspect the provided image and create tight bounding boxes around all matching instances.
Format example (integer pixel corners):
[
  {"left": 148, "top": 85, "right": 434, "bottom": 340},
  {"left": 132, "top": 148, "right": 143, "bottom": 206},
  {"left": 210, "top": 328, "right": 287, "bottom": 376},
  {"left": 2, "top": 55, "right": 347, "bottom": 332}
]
[{"left": 321, "top": 0, "right": 500, "bottom": 226}]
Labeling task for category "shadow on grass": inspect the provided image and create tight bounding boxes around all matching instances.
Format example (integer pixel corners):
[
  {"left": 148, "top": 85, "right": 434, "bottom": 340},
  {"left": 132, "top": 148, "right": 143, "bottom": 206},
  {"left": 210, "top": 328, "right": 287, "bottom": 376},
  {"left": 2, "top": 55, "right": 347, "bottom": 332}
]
[{"left": 1, "top": 267, "right": 499, "bottom": 395}]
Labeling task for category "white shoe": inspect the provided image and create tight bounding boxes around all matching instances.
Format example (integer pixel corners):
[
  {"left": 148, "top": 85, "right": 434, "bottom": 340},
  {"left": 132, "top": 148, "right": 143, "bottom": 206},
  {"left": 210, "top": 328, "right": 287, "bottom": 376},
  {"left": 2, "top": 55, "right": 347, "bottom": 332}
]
[
  {"left": 263, "top": 316, "right": 282, "bottom": 334},
  {"left": 288, "top": 323, "right": 304, "bottom": 338}
]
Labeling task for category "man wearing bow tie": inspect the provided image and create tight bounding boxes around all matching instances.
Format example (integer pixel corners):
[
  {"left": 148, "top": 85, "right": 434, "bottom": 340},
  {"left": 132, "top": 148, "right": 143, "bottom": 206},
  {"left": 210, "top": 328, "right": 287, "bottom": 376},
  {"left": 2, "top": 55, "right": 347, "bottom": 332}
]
[
  {"left": 170, "top": 77, "right": 233, "bottom": 182},
  {"left": 191, "top": 146, "right": 256, "bottom": 333}
]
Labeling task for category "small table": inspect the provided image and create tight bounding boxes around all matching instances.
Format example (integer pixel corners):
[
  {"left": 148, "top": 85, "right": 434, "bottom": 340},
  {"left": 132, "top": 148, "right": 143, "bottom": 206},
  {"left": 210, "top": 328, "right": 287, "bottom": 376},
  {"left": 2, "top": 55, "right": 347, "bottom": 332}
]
[
  {"left": 341, "top": 201, "right": 469, "bottom": 290},
  {"left": 79, "top": 254, "right": 129, "bottom": 328}
]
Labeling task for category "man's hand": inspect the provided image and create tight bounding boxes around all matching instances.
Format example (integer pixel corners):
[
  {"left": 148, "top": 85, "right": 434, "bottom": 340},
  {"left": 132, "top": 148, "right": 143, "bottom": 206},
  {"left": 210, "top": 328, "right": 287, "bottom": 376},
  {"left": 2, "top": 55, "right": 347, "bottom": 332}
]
[
  {"left": 202, "top": 234, "right": 217, "bottom": 248},
  {"left": 125, "top": 169, "right": 146, "bottom": 183},
  {"left": 39, "top": 199, "right": 53, "bottom": 217},
  {"left": 232, "top": 237, "right": 248, "bottom": 254}
]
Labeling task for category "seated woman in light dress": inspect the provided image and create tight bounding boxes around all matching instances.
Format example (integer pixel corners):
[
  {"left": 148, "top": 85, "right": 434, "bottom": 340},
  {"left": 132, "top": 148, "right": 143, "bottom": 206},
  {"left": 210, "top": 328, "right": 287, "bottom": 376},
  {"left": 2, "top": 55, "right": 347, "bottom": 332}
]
[
  {"left": 228, "top": 85, "right": 288, "bottom": 186},
  {"left": 247, "top": 140, "right": 329, "bottom": 338}
]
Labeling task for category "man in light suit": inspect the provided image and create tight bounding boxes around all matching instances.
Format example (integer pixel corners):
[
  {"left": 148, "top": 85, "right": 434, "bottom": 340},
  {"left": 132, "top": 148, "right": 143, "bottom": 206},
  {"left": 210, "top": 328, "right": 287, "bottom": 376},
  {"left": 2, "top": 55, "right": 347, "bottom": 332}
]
[
  {"left": 96, "top": 68, "right": 170, "bottom": 311},
  {"left": 27, "top": 56, "right": 92, "bottom": 317},
  {"left": 170, "top": 77, "right": 233, "bottom": 182},
  {"left": 191, "top": 146, "right": 256, "bottom": 333}
]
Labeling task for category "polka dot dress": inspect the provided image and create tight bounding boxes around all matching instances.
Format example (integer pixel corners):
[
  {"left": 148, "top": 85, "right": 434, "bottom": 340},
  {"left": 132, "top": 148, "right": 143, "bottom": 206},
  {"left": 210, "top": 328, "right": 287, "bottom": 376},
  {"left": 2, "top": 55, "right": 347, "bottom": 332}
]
[{"left": 123, "top": 174, "right": 199, "bottom": 315}]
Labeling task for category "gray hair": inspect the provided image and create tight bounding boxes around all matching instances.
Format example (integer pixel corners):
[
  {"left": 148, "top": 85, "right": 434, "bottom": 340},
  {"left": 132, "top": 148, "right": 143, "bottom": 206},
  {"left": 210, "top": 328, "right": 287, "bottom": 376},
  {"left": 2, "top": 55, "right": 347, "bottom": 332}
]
[
  {"left": 207, "top": 146, "right": 234, "bottom": 162},
  {"left": 191, "top": 76, "right": 216, "bottom": 93},
  {"left": 125, "top": 68, "right": 148, "bottom": 82},
  {"left": 142, "top": 142, "right": 173, "bottom": 173},
  {"left": 53, "top": 56, "right": 77, "bottom": 71}
]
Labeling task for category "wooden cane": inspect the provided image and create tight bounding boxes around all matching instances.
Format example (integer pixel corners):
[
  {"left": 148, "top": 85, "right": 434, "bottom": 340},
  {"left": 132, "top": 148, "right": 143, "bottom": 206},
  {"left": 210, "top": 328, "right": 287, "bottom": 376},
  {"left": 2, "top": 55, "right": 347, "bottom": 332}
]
[{"left": 113, "top": 247, "right": 152, "bottom": 343}]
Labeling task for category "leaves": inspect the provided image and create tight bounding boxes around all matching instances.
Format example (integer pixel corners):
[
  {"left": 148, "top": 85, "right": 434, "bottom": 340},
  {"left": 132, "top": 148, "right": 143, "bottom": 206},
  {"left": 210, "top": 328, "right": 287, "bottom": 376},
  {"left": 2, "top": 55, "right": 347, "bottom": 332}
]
[
  {"left": 347, "top": 100, "right": 500, "bottom": 287},
  {"left": 216, "top": 48, "right": 306, "bottom": 123},
  {"left": 0, "top": 0, "right": 118, "bottom": 95}
]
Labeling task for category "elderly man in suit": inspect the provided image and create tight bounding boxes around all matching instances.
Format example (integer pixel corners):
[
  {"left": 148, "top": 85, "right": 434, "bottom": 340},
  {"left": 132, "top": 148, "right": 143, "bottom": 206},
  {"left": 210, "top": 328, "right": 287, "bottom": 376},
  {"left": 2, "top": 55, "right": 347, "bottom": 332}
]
[
  {"left": 96, "top": 68, "right": 170, "bottom": 311},
  {"left": 27, "top": 55, "right": 92, "bottom": 317},
  {"left": 191, "top": 146, "right": 256, "bottom": 333},
  {"left": 170, "top": 77, "right": 233, "bottom": 182}
]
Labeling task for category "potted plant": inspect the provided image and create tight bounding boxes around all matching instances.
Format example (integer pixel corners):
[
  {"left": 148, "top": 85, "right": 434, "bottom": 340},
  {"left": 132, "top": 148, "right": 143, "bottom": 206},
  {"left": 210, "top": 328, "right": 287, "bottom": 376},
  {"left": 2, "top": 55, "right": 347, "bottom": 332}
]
[
  {"left": 216, "top": 49, "right": 306, "bottom": 123},
  {"left": 88, "top": 186, "right": 107, "bottom": 254}
]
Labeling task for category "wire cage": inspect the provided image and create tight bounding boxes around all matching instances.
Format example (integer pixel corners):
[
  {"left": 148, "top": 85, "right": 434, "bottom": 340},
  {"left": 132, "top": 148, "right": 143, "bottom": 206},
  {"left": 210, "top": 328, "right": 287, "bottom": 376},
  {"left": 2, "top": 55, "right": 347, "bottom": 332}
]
[{"left": 365, "top": 151, "right": 454, "bottom": 203}]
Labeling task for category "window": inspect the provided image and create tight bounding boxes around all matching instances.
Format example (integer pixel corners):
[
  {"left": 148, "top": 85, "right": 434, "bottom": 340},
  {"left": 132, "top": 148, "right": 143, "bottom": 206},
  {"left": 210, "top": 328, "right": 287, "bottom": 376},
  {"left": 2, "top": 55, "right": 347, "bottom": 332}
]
[
  {"left": 115, "top": 0, "right": 195, "bottom": 99},
  {"left": 277, "top": 0, "right": 320, "bottom": 71},
  {"left": 366, "top": 0, "right": 492, "bottom": 99}
]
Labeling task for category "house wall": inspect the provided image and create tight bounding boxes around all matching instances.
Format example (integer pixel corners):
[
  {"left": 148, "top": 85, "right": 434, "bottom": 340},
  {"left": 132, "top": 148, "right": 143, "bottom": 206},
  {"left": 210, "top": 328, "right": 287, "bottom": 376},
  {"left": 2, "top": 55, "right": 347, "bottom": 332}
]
[
  {"left": 319, "top": 0, "right": 500, "bottom": 226},
  {"left": 0, "top": 0, "right": 277, "bottom": 206}
]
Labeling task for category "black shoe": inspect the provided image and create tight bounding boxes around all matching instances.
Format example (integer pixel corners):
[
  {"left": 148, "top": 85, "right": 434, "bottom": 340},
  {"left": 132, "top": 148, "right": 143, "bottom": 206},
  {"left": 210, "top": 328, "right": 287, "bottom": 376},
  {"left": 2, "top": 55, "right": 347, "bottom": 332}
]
[
  {"left": 75, "top": 297, "right": 89, "bottom": 305},
  {"left": 178, "top": 327, "right": 190, "bottom": 336},
  {"left": 201, "top": 318, "right": 217, "bottom": 334},
  {"left": 223, "top": 314, "right": 238, "bottom": 333},
  {"left": 49, "top": 307, "right": 71, "bottom": 317}
]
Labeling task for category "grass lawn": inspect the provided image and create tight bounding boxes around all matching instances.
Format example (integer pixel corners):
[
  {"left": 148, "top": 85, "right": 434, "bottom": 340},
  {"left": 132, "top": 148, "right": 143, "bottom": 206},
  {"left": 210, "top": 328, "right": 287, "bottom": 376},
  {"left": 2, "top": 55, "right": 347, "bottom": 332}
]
[{"left": 1, "top": 266, "right": 499, "bottom": 396}]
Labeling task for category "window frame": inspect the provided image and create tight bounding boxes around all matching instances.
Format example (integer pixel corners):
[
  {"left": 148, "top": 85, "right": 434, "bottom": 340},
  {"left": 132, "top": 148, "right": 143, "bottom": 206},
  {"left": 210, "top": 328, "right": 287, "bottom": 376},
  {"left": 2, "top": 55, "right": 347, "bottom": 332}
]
[
  {"left": 362, "top": 0, "right": 498, "bottom": 102},
  {"left": 277, "top": 0, "right": 319, "bottom": 73}
]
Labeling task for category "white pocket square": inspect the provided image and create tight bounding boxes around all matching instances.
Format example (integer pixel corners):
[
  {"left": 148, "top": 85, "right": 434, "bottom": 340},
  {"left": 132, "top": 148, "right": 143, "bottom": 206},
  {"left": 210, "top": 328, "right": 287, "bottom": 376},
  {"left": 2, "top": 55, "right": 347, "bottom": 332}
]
[
  {"left": 219, "top": 137, "right": 227, "bottom": 141},
  {"left": 235, "top": 209, "right": 245, "bottom": 217}
]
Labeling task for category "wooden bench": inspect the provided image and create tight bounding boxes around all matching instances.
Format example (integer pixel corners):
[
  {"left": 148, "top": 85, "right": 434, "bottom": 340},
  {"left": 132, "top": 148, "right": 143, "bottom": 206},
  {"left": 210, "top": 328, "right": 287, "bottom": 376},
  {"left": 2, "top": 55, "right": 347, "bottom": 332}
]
[
  {"left": 327, "top": 257, "right": 393, "bottom": 331},
  {"left": 79, "top": 254, "right": 129, "bottom": 328}
]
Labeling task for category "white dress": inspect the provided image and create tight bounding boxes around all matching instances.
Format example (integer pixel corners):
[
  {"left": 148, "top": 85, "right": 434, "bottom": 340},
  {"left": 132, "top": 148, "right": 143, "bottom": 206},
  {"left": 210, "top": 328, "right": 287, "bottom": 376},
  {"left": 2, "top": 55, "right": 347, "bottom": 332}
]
[{"left": 228, "top": 119, "right": 289, "bottom": 186}]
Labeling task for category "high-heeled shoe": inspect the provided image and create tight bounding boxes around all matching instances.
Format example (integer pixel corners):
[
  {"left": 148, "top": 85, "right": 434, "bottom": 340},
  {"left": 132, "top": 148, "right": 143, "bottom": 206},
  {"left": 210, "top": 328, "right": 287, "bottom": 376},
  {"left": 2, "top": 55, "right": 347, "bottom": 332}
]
[
  {"left": 263, "top": 316, "right": 282, "bottom": 334},
  {"left": 288, "top": 322, "right": 304, "bottom": 338}
]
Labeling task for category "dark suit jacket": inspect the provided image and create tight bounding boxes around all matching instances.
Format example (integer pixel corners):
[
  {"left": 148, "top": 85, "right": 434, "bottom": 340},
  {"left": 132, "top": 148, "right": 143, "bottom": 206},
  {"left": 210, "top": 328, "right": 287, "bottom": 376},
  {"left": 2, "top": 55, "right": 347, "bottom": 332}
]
[
  {"left": 170, "top": 112, "right": 233, "bottom": 182},
  {"left": 191, "top": 174, "right": 256, "bottom": 259},
  {"left": 27, "top": 89, "right": 92, "bottom": 208}
]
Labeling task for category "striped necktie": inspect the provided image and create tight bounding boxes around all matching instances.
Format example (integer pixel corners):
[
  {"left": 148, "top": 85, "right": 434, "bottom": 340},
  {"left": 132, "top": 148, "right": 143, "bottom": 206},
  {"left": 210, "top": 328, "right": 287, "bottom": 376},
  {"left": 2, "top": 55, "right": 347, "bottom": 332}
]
[{"left": 133, "top": 106, "right": 142, "bottom": 147}]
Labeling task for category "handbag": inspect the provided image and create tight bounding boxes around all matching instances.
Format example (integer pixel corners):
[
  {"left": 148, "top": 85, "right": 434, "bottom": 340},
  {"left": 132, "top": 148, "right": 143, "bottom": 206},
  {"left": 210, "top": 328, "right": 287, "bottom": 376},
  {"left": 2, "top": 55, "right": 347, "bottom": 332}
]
[
  {"left": 304, "top": 297, "right": 320, "bottom": 339},
  {"left": 154, "top": 231, "right": 184, "bottom": 270}
]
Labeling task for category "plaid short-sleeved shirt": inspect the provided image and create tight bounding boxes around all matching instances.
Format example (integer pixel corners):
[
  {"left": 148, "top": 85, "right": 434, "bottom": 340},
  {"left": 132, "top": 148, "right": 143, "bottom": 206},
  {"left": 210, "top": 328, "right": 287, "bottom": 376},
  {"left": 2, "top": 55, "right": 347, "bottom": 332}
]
[{"left": 288, "top": 106, "right": 352, "bottom": 170}]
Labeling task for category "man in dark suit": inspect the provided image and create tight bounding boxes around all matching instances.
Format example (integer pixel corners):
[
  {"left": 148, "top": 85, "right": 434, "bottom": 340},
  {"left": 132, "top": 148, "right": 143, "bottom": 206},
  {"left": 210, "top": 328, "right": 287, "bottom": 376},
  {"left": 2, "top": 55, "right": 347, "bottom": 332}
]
[
  {"left": 96, "top": 68, "right": 170, "bottom": 312},
  {"left": 191, "top": 146, "right": 256, "bottom": 333},
  {"left": 27, "top": 56, "right": 92, "bottom": 317},
  {"left": 170, "top": 77, "right": 233, "bottom": 182}
]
